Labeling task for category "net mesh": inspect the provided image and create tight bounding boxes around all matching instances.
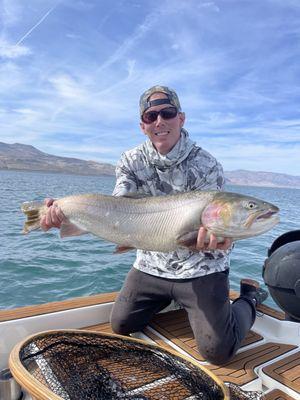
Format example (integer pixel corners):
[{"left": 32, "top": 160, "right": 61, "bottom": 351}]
[
  {"left": 227, "top": 384, "right": 264, "bottom": 400},
  {"left": 19, "top": 331, "right": 225, "bottom": 400}
]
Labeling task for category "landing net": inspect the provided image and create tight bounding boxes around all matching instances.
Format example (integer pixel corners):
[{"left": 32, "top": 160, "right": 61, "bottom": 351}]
[{"left": 19, "top": 330, "right": 225, "bottom": 400}]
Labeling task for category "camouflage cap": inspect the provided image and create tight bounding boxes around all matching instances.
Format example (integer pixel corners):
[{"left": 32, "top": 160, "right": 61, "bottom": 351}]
[{"left": 139, "top": 85, "right": 182, "bottom": 116}]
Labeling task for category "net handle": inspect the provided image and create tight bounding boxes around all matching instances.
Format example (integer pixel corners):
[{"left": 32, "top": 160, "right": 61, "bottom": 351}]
[{"left": 9, "top": 337, "right": 62, "bottom": 400}]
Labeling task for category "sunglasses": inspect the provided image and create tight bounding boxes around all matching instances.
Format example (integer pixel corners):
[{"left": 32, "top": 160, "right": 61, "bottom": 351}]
[{"left": 141, "top": 107, "right": 178, "bottom": 124}]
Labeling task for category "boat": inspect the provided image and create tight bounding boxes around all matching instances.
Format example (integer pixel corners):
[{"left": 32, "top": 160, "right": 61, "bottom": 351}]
[{"left": 1, "top": 231, "right": 299, "bottom": 399}]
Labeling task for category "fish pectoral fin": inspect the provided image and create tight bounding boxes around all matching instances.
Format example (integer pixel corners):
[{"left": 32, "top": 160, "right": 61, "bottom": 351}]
[
  {"left": 176, "top": 231, "right": 199, "bottom": 249},
  {"left": 60, "top": 221, "right": 88, "bottom": 238},
  {"left": 114, "top": 245, "right": 135, "bottom": 253}
]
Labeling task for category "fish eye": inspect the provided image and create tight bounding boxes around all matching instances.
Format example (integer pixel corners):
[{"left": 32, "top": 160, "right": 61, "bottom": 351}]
[{"left": 246, "top": 201, "right": 257, "bottom": 209}]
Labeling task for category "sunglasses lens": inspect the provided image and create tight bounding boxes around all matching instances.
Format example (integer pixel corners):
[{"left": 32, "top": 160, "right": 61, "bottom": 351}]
[
  {"left": 142, "top": 107, "right": 178, "bottom": 124},
  {"left": 142, "top": 111, "right": 158, "bottom": 124},
  {"left": 160, "top": 107, "right": 178, "bottom": 119}
]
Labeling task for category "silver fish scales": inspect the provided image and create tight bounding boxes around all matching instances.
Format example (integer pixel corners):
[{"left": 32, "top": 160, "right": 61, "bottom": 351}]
[{"left": 21, "top": 191, "right": 279, "bottom": 252}]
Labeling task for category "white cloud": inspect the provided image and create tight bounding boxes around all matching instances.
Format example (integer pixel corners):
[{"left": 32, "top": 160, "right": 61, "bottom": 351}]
[
  {"left": 13, "top": 108, "right": 36, "bottom": 115},
  {"left": 96, "top": 11, "right": 160, "bottom": 72},
  {"left": 211, "top": 143, "right": 300, "bottom": 174},
  {"left": 0, "top": 61, "right": 25, "bottom": 90},
  {"left": 66, "top": 33, "right": 82, "bottom": 40},
  {"left": 0, "top": 0, "right": 22, "bottom": 27},
  {"left": 0, "top": 0, "right": 299, "bottom": 175},
  {"left": 64, "top": 0, "right": 95, "bottom": 11},
  {"left": 198, "top": 2, "right": 220, "bottom": 13},
  {"left": 0, "top": 38, "right": 31, "bottom": 58},
  {"left": 49, "top": 74, "right": 88, "bottom": 101}
]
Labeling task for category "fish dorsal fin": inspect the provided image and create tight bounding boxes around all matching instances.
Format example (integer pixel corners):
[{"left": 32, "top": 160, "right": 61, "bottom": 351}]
[{"left": 122, "top": 192, "right": 152, "bottom": 199}]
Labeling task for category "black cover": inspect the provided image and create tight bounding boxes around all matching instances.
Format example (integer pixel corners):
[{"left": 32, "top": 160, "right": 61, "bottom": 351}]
[{"left": 263, "top": 231, "right": 300, "bottom": 320}]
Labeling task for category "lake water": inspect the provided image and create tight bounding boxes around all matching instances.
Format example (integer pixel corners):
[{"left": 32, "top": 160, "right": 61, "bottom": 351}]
[{"left": 1, "top": 170, "right": 299, "bottom": 311}]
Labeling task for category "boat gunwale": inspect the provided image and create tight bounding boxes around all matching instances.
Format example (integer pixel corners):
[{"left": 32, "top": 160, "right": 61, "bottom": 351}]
[
  {"left": 0, "top": 292, "right": 118, "bottom": 322},
  {"left": 0, "top": 290, "right": 285, "bottom": 323}
]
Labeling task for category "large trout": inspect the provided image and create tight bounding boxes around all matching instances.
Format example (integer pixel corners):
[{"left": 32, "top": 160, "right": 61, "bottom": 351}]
[{"left": 21, "top": 191, "right": 279, "bottom": 252}]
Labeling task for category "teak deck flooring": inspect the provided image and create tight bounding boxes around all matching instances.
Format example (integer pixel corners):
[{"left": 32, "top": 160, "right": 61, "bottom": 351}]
[
  {"left": 146, "top": 308, "right": 264, "bottom": 362},
  {"left": 85, "top": 306, "right": 299, "bottom": 399},
  {"left": 265, "top": 389, "right": 297, "bottom": 400},
  {"left": 263, "top": 351, "right": 300, "bottom": 395}
]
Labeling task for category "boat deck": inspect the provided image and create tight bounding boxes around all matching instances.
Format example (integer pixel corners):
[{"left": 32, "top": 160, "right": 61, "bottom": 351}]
[
  {"left": 1, "top": 290, "right": 299, "bottom": 399},
  {"left": 84, "top": 293, "right": 300, "bottom": 400}
]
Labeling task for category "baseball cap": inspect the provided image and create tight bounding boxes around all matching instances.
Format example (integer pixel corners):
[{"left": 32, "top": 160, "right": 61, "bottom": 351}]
[{"left": 139, "top": 85, "right": 182, "bottom": 116}]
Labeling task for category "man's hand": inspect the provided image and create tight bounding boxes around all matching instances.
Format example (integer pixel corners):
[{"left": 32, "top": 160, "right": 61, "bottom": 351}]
[
  {"left": 196, "top": 227, "right": 232, "bottom": 251},
  {"left": 40, "top": 198, "right": 66, "bottom": 231}
]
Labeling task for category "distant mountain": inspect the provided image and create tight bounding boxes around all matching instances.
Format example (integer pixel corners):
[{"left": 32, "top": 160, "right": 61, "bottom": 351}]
[
  {"left": 1, "top": 142, "right": 299, "bottom": 188},
  {"left": 225, "top": 169, "right": 300, "bottom": 189},
  {"left": 0, "top": 142, "right": 115, "bottom": 176}
]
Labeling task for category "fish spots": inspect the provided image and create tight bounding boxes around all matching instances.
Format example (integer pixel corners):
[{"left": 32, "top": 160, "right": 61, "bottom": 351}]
[
  {"left": 113, "top": 221, "right": 120, "bottom": 230},
  {"left": 219, "top": 204, "right": 232, "bottom": 227}
]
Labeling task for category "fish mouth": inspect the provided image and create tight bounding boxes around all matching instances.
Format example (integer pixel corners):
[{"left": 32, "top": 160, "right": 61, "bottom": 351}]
[
  {"left": 256, "top": 210, "right": 278, "bottom": 220},
  {"left": 245, "top": 208, "right": 279, "bottom": 228}
]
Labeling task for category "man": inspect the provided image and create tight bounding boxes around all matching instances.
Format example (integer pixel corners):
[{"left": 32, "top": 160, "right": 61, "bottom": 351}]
[{"left": 41, "top": 85, "right": 267, "bottom": 365}]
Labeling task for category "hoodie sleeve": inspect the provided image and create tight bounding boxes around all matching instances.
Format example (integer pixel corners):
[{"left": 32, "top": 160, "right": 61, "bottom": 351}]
[{"left": 112, "top": 153, "right": 138, "bottom": 197}]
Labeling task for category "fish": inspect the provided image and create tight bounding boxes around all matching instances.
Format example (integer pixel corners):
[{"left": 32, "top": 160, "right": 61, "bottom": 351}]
[{"left": 21, "top": 191, "right": 280, "bottom": 253}]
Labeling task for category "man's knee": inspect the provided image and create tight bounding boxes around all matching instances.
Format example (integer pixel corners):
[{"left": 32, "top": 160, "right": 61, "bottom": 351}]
[
  {"left": 110, "top": 315, "right": 132, "bottom": 335},
  {"left": 196, "top": 337, "right": 237, "bottom": 366},
  {"left": 110, "top": 306, "right": 143, "bottom": 335},
  {"left": 200, "top": 346, "right": 235, "bottom": 365}
]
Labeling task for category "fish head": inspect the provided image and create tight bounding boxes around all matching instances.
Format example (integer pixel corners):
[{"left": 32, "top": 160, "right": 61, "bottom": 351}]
[{"left": 201, "top": 192, "right": 280, "bottom": 239}]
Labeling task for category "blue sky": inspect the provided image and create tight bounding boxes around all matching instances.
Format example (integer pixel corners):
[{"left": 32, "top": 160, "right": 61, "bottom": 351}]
[{"left": 0, "top": 0, "right": 299, "bottom": 175}]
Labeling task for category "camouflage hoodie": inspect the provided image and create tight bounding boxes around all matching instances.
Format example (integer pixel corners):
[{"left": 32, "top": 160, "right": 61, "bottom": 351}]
[{"left": 113, "top": 129, "right": 230, "bottom": 278}]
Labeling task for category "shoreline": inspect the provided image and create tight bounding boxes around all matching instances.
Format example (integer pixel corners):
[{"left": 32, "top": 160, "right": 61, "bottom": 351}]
[{"left": 1, "top": 168, "right": 300, "bottom": 190}]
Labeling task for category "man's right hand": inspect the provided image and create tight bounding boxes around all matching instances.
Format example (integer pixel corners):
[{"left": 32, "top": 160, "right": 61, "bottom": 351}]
[
  {"left": 40, "top": 198, "right": 66, "bottom": 231},
  {"left": 196, "top": 227, "right": 233, "bottom": 251}
]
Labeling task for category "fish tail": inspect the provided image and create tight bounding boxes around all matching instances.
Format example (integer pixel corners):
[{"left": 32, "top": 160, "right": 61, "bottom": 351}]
[{"left": 21, "top": 201, "right": 47, "bottom": 234}]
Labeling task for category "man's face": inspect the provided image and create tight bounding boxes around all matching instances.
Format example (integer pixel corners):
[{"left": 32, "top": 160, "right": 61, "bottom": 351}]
[{"left": 140, "top": 92, "right": 185, "bottom": 155}]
